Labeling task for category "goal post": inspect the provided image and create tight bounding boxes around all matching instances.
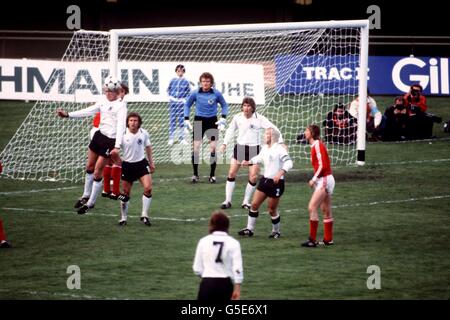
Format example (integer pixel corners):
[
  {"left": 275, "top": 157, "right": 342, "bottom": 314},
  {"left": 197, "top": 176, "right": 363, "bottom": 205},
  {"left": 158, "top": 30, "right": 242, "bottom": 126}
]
[
  {"left": 110, "top": 20, "right": 369, "bottom": 165},
  {"left": 0, "top": 20, "right": 369, "bottom": 182}
]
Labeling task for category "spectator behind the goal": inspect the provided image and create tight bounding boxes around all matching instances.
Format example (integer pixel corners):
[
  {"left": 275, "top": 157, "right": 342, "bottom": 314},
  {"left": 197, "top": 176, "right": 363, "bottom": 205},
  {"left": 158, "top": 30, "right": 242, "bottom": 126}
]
[
  {"left": 402, "top": 83, "right": 442, "bottom": 140},
  {"left": 382, "top": 96, "right": 409, "bottom": 141},
  {"left": 167, "top": 64, "right": 191, "bottom": 146},
  {"left": 193, "top": 211, "right": 243, "bottom": 302},
  {"left": 56, "top": 75, "right": 127, "bottom": 215},
  {"left": 323, "top": 102, "right": 357, "bottom": 145},
  {"left": 349, "top": 90, "right": 383, "bottom": 141}
]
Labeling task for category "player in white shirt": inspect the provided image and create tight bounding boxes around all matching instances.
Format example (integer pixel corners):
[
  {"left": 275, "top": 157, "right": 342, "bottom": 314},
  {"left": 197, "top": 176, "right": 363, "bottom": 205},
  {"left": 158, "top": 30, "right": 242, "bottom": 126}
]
[
  {"left": 193, "top": 211, "right": 243, "bottom": 301},
  {"left": 117, "top": 112, "right": 155, "bottom": 226},
  {"left": 219, "top": 97, "right": 283, "bottom": 210},
  {"left": 101, "top": 83, "right": 129, "bottom": 200},
  {"left": 56, "top": 76, "right": 127, "bottom": 214},
  {"left": 238, "top": 128, "right": 293, "bottom": 238}
]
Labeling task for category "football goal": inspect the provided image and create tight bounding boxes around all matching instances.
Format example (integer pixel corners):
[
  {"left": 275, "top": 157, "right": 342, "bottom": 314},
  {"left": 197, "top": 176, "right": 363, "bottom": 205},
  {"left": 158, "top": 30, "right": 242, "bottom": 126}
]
[{"left": 0, "top": 20, "right": 369, "bottom": 182}]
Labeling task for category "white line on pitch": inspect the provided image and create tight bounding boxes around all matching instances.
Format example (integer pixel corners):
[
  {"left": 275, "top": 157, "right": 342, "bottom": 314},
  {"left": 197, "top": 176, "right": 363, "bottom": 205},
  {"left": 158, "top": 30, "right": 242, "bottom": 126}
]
[
  {"left": 368, "top": 158, "right": 450, "bottom": 166},
  {"left": 0, "top": 186, "right": 77, "bottom": 195},
  {"left": 3, "top": 194, "right": 449, "bottom": 222},
  {"left": 0, "top": 288, "right": 123, "bottom": 300},
  {"left": 1, "top": 158, "right": 448, "bottom": 186}
]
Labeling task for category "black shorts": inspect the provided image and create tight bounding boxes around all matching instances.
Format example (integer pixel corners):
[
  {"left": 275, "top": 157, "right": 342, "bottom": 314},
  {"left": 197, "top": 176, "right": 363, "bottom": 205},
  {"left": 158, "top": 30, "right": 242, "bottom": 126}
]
[
  {"left": 197, "top": 277, "right": 233, "bottom": 302},
  {"left": 233, "top": 144, "right": 261, "bottom": 162},
  {"left": 193, "top": 116, "right": 218, "bottom": 141},
  {"left": 257, "top": 177, "right": 285, "bottom": 198},
  {"left": 121, "top": 158, "right": 151, "bottom": 182},
  {"left": 89, "top": 130, "right": 115, "bottom": 158}
]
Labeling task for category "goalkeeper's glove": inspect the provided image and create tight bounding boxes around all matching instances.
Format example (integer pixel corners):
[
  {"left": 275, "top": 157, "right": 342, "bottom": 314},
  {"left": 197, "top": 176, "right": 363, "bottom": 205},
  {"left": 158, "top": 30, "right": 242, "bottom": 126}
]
[
  {"left": 184, "top": 119, "right": 193, "bottom": 134},
  {"left": 215, "top": 118, "right": 227, "bottom": 131}
]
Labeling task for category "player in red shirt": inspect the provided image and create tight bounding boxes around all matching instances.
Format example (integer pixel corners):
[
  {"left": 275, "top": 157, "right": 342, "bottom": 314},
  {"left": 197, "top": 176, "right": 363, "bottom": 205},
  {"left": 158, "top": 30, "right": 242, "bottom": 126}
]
[
  {"left": 301, "top": 124, "right": 335, "bottom": 248},
  {"left": 0, "top": 218, "right": 11, "bottom": 248}
]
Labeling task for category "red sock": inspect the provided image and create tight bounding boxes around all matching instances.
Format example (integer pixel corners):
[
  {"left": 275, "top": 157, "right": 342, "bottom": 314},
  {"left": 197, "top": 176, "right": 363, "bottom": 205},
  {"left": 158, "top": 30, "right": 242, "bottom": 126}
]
[
  {"left": 112, "top": 165, "right": 122, "bottom": 195},
  {"left": 103, "top": 165, "right": 112, "bottom": 193},
  {"left": 309, "top": 220, "right": 319, "bottom": 242},
  {"left": 0, "top": 218, "right": 7, "bottom": 241},
  {"left": 324, "top": 218, "right": 334, "bottom": 242}
]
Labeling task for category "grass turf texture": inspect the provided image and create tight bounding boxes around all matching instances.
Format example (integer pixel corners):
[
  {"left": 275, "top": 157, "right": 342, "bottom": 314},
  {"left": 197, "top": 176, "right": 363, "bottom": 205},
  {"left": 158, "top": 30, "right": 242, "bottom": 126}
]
[{"left": 0, "top": 97, "right": 449, "bottom": 299}]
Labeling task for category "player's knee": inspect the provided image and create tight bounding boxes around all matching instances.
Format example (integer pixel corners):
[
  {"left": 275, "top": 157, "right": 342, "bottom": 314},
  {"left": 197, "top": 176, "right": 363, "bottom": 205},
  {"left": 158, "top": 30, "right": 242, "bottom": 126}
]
[
  {"left": 248, "top": 176, "right": 257, "bottom": 185},
  {"left": 322, "top": 209, "right": 332, "bottom": 219},
  {"left": 143, "top": 187, "right": 152, "bottom": 196}
]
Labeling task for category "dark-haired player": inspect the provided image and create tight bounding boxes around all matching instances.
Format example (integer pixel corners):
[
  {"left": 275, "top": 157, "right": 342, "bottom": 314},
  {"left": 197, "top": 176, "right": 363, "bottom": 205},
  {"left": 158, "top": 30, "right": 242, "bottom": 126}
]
[
  {"left": 117, "top": 112, "right": 155, "bottom": 226},
  {"left": 193, "top": 211, "right": 243, "bottom": 301},
  {"left": 219, "top": 97, "right": 283, "bottom": 210}
]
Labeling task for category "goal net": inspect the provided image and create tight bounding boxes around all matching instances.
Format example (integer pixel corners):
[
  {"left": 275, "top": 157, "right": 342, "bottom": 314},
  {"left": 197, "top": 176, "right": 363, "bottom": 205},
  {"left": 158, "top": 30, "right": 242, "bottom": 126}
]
[{"left": 0, "top": 21, "right": 368, "bottom": 182}]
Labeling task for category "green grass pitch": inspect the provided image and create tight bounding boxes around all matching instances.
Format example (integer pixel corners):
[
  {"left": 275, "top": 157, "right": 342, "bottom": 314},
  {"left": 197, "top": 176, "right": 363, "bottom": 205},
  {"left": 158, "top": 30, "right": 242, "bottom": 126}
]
[{"left": 0, "top": 97, "right": 449, "bottom": 300}]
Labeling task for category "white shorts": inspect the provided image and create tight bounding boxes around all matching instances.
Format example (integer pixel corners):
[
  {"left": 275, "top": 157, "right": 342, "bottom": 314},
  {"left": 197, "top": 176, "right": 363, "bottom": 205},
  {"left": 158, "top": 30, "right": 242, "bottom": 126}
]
[{"left": 314, "top": 175, "right": 335, "bottom": 195}]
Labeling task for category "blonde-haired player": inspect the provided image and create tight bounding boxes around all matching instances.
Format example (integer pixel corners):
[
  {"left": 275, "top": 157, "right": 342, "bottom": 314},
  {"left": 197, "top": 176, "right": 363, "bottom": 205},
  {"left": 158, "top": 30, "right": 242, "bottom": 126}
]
[
  {"left": 238, "top": 128, "right": 293, "bottom": 238},
  {"left": 57, "top": 76, "right": 127, "bottom": 214}
]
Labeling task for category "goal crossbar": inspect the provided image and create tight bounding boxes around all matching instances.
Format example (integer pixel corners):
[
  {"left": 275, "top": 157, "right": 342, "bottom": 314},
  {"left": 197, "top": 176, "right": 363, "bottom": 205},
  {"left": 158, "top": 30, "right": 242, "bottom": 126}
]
[
  {"left": 0, "top": 19, "right": 369, "bottom": 182},
  {"left": 109, "top": 19, "right": 369, "bottom": 165}
]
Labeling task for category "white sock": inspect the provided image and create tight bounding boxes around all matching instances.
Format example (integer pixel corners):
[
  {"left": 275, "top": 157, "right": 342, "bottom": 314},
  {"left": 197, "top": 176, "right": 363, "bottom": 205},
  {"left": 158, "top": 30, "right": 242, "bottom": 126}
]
[
  {"left": 82, "top": 172, "right": 94, "bottom": 198},
  {"left": 271, "top": 214, "right": 281, "bottom": 233},
  {"left": 86, "top": 179, "right": 102, "bottom": 207},
  {"left": 246, "top": 210, "right": 258, "bottom": 231},
  {"left": 243, "top": 181, "right": 256, "bottom": 204},
  {"left": 246, "top": 216, "right": 257, "bottom": 231},
  {"left": 120, "top": 201, "right": 129, "bottom": 221},
  {"left": 142, "top": 194, "right": 152, "bottom": 218},
  {"left": 225, "top": 180, "right": 235, "bottom": 203}
]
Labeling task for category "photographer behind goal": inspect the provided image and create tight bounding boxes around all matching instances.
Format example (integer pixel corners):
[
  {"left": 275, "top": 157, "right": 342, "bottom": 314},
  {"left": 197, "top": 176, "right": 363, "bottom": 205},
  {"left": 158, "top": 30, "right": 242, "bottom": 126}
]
[{"left": 402, "top": 84, "right": 442, "bottom": 140}]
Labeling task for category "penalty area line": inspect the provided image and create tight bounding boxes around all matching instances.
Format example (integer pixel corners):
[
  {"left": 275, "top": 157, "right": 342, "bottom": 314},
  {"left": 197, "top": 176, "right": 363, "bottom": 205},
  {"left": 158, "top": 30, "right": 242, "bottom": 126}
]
[
  {"left": 1, "top": 206, "right": 210, "bottom": 222},
  {"left": 2, "top": 194, "right": 450, "bottom": 222},
  {"left": 0, "top": 288, "right": 123, "bottom": 300},
  {"left": 0, "top": 186, "right": 77, "bottom": 195}
]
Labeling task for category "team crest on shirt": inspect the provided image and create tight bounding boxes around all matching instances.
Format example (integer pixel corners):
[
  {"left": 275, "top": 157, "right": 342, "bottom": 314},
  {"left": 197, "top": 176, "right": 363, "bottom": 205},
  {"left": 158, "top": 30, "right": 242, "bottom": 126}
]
[
  {"left": 109, "top": 106, "right": 113, "bottom": 111},
  {"left": 137, "top": 138, "right": 143, "bottom": 145},
  {"left": 208, "top": 99, "right": 215, "bottom": 105}
]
